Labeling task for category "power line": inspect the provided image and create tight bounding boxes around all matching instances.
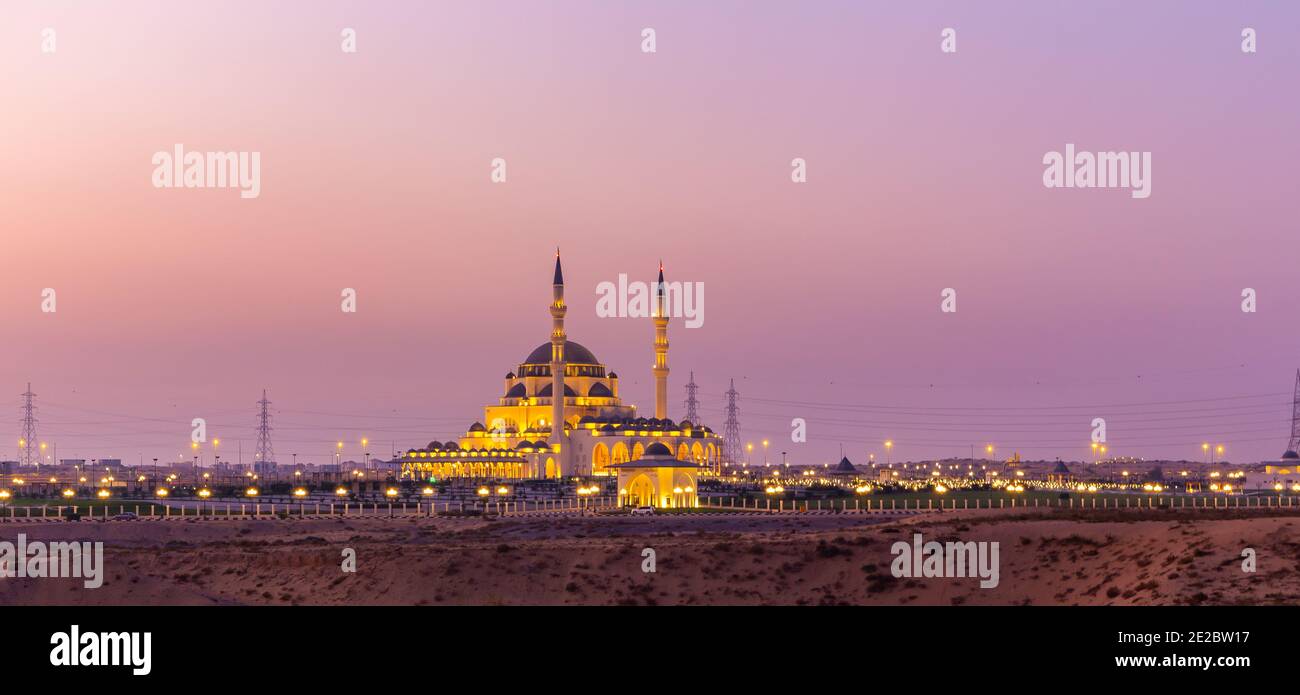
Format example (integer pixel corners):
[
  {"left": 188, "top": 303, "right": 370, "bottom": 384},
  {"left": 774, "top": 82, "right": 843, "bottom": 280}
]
[
  {"left": 722, "top": 378, "right": 741, "bottom": 465},
  {"left": 19, "top": 383, "right": 38, "bottom": 467},
  {"left": 683, "top": 371, "right": 700, "bottom": 424},
  {"left": 255, "top": 389, "right": 275, "bottom": 465},
  {"left": 1286, "top": 370, "right": 1300, "bottom": 456},
  {"left": 744, "top": 391, "right": 1289, "bottom": 412}
]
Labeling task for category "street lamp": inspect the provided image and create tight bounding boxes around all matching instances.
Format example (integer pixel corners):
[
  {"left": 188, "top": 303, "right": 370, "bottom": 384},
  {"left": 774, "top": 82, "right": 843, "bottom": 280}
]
[
  {"left": 762, "top": 440, "right": 769, "bottom": 466},
  {"left": 745, "top": 442, "right": 753, "bottom": 466},
  {"left": 884, "top": 440, "right": 893, "bottom": 465}
]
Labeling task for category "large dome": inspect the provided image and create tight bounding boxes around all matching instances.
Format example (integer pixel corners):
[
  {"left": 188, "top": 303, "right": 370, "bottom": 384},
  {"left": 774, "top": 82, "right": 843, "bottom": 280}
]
[{"left": 522, "top": 340, "right": 600, "bottom": 365}]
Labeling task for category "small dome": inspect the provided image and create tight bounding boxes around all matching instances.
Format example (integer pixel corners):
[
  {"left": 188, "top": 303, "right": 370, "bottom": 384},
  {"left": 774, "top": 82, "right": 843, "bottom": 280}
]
[
  {"left": 469, "top": 422, "right": 486, "bottom": 432},
  {"left": 427, "top": 441, "right": 442, "bottom": 450},
  {"left": 608, "top": 371, "right": 618, "bottom": 379},
  {"left": 644, "top": 442, "right": 673, "bottom": 457},
  {"left": 538, "top": 383, "right": 577, "bottom": 397},
  {"left": 588, "top": 383, "right": 612, "bottom": 398},
  {"left": 505, "top": 371, "right": 515, "bottom": 379},
  {"left": 679, "top": 420, "right": 693, "bottom": 429},
  {"left": 506, "top": 383, "right": 527, "bottom": 398}
]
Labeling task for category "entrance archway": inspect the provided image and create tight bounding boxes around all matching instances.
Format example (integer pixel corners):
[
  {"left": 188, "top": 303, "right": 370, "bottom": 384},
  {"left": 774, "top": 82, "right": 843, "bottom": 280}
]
[{"left": 627, "top": 473, "right": 656, "bottom": 507}]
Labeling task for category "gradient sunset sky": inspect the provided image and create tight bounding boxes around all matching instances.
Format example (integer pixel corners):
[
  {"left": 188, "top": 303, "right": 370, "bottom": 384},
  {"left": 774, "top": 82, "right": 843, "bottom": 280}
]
[{"left": 3, "top": 1, "right": 1299, "bottom": 467}]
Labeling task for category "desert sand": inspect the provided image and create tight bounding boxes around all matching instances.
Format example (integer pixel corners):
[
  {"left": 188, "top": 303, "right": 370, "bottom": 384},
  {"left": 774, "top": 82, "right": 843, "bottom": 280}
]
[{"left": 1, "top": 508, "right": 1296, "bottom": 606}]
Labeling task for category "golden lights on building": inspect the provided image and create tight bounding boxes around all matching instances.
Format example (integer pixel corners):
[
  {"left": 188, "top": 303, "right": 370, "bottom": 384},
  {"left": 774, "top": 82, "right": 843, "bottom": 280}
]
[{"left": 400, "top": 253, "right": 721, "bottom": 487}]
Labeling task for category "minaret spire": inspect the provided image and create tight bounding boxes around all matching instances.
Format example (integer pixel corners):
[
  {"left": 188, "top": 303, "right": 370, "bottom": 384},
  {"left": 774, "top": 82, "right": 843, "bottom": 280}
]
[
  {"left": 548, "top": 249, "right": 568, "bottom": 476},
  {"left": 652, "top": 260, "right": 670, "bottom": 419}
]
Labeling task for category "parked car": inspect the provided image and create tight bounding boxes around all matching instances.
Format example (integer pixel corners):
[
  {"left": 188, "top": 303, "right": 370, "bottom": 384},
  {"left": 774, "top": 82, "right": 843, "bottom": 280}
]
[
  {"left": 112, "top": 511, "right": 138, "bottom": 521},
  {"left": 629, "top": 506, "right": 655, "bottom": 516}
]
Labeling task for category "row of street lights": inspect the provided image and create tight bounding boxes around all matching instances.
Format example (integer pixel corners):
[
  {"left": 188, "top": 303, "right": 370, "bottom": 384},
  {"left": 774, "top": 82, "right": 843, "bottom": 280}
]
[{"left": 737, "top": 437, "right": 1235, "bottom": 467}]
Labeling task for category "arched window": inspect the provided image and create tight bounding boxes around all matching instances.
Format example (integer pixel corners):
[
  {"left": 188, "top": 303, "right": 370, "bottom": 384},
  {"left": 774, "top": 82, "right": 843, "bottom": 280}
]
[{"left": 592, "top": 443, "right": 611, "bottom": 474}]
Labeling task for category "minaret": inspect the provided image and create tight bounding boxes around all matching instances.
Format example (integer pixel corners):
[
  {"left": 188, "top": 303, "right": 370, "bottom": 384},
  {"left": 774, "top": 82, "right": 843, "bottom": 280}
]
[
  {"left": 549, "top": 249, "right": 567, "bottom": 471},
  {"left": 652, "top": 261, "right": 670, "bottom": 419}
]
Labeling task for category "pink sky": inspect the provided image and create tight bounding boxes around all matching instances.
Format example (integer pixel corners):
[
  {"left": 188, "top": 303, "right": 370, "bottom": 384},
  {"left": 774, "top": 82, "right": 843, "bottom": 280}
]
[{"left": 3, "top": 1, "right": 1299, "bottom": 466}]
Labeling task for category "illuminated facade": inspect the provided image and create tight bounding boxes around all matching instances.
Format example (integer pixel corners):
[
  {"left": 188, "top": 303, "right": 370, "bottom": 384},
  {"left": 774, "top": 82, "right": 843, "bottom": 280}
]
[
  {"left": 611, "top": 442, "right": 701, "bottom": 508},
  {"left": 401, "top": 253, "right": 722, "bottom": 481}
]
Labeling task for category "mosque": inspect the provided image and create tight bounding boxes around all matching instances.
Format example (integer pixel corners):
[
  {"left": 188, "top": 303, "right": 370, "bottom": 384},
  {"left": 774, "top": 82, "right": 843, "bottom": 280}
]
[{"left": 399, "top": 253, "right": 721, "bottom": 505}]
